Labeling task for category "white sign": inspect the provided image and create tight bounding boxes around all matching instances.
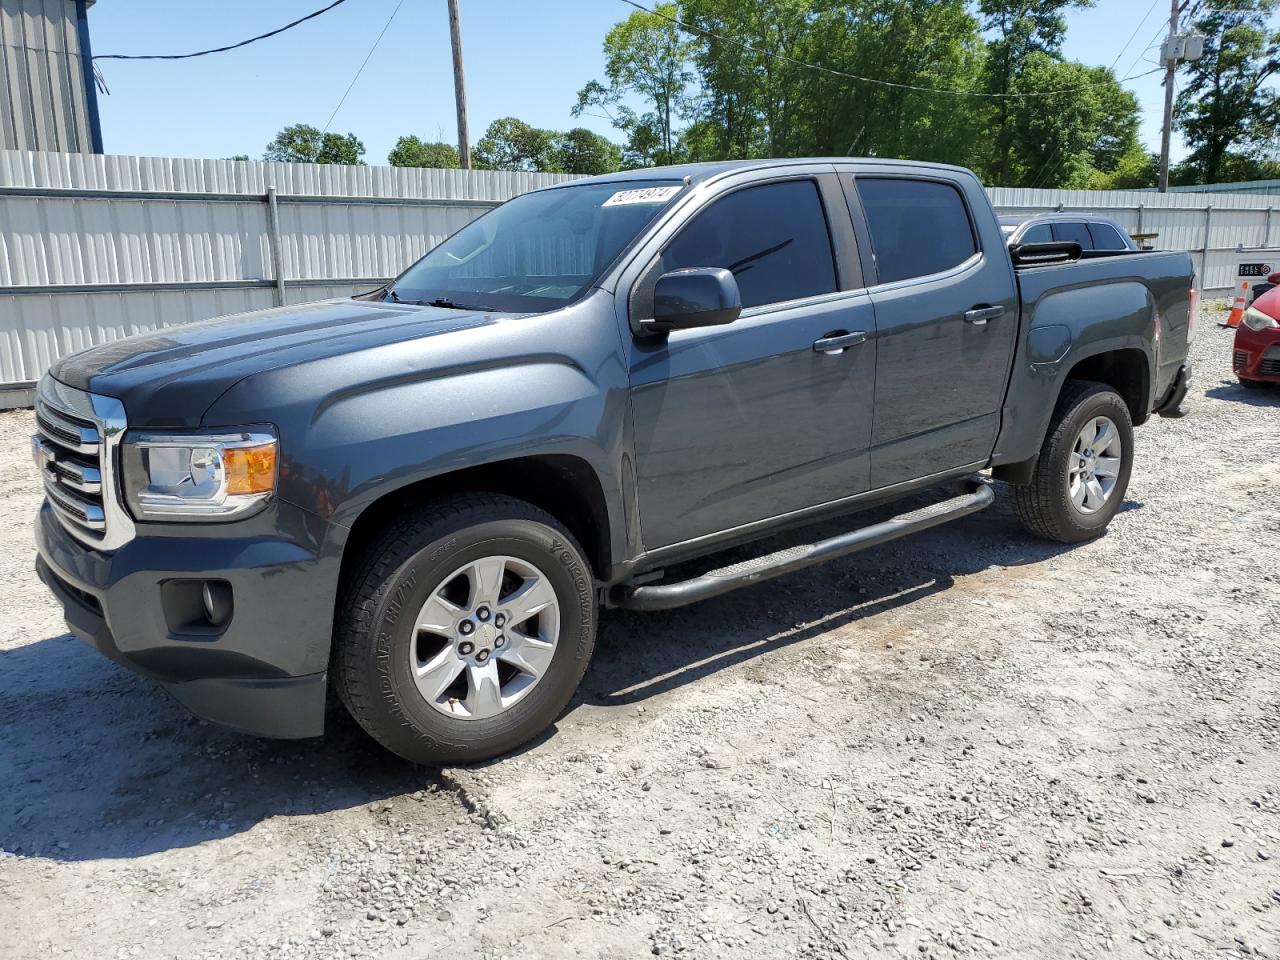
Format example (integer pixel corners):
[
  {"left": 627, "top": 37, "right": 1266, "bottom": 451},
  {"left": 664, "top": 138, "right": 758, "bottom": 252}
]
[{"left": 602, "top": 186, "right": 682, "bottom": 207}]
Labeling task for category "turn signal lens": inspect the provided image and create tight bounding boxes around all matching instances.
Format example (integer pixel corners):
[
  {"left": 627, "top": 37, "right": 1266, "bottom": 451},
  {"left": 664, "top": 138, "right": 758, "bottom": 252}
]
[{"left": 223, "top": 442, "right": 277, "bottom": 495}]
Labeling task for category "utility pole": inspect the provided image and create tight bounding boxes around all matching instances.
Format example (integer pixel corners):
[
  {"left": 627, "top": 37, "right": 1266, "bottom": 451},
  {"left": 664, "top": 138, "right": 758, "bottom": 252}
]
[
  {"left": 1158, "top": 0, "right": 1180, "bottom": 193},
  {"left": 448, "top": 0, "right": 471, "bottom": 169}
]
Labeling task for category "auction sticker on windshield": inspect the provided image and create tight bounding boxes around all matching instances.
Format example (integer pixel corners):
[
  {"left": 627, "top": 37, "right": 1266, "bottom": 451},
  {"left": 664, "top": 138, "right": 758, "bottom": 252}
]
[{"left": 602, "top": 186, "right": 683, "bottom": 207}]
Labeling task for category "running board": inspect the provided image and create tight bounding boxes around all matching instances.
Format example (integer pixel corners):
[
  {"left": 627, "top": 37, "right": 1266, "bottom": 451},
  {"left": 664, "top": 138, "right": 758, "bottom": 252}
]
[{"left": 615, "top": 478, "right": 994, "bottom": 612}]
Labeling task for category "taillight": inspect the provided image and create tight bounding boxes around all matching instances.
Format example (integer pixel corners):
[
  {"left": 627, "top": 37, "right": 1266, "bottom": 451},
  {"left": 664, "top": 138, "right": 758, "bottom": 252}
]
[{"left": 1188, "top": 283, "right": 1199, "bottom": 343}]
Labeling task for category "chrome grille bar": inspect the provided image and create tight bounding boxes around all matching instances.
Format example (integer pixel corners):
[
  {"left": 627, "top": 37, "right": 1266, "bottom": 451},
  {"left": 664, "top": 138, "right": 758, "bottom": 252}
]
[{"left": 34, "top": 377, "right": 134, "bottom": 550}]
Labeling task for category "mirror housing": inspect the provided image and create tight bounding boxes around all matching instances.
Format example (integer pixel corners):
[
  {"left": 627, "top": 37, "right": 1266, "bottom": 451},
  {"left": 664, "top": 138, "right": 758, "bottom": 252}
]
[
  {"left": 641, "top": 267, "right": 742, "bottom": 334},
  {"left": 1267, "top": 271, "right": 1280, "bottom": 285}
]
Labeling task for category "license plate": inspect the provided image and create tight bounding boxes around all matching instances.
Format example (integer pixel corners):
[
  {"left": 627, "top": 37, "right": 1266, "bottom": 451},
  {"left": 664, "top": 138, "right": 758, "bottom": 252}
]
[{"left": 1238, "top": 262, "right": 1272, "bottom": 277}]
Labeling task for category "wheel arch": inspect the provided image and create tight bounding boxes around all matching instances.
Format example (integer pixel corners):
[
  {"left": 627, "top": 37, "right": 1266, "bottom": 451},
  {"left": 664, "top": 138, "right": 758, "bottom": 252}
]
[
  {"left": 333, "top": 454, "right": 615, "bottom": 601},
  {"left": 1060, "top": 346, "right": 1152, "bottom": 426}
]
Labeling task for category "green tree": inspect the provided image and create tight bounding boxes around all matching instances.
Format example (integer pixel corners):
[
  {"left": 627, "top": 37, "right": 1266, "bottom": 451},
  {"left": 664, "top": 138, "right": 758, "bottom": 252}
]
[
  {"left": 573, "top": 2, "right": 695, "bottom": 165},
  {"left": 387, "top": 136, "right": 459, "bottom": 168},
  {"left": 1004, "top": 58, "right": 1143, "bottom": 188},
  {"left": 977, "top": 0, "right": 1094, "bottom": 184},
  {"left": 1175, "top": 0, "right": 1280, "bottom": 184},
  {"left": 473, "top": 117, "right": 558, "bottom": 171},
  {"left": 263, "top": 124, "right": 366, "bottom": 165},
  {"left": 552, "top": 128, "right": 623, "bottom": 175}
]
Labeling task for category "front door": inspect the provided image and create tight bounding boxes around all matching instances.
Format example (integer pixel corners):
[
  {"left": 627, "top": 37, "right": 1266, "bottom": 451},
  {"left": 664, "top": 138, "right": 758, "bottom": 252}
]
[
  {"left": 850, "top": 174, "right": 1019, "bottom": 488},
  {"left": 628, "top": 177, "right": 877, "bottom": 549}
]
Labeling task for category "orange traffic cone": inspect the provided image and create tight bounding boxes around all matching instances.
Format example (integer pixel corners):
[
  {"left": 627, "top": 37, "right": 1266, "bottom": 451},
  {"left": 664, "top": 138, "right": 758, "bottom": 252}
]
[{"left": 1222, "top": 281, "right": 1248, "bottom": 327}]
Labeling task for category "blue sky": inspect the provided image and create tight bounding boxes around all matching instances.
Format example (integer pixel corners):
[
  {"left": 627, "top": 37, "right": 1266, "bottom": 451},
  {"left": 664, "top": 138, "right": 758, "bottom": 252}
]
[{"left": 86, "top": 0, "right": 1215, "bottom": 167}]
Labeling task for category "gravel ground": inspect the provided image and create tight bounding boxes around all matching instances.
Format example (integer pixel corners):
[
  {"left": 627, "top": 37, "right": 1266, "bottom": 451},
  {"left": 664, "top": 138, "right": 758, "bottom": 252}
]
[{"left": 1, "top": 314, "right": 1277, "bottom": 960}]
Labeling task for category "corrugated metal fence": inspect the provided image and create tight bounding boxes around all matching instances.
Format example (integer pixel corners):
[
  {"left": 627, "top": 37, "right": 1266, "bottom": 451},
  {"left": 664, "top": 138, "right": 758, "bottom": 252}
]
[
  {"left": 4, "top": 149, "right": 1279, "bottom": 391},
  {"left": 0, "top": 150, "right": 573, "bottom": 388}
]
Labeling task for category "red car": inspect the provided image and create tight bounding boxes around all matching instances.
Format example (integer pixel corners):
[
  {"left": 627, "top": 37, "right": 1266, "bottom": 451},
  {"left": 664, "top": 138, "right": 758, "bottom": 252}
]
[{"left": 1235, "top": 281, "right": 1280, "bottom": 388}]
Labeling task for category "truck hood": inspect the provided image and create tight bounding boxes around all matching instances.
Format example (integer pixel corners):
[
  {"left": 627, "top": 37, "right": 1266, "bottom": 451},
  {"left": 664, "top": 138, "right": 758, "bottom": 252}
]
[{"left": 49, "top": 298, "right": 515, "bottom": 428}]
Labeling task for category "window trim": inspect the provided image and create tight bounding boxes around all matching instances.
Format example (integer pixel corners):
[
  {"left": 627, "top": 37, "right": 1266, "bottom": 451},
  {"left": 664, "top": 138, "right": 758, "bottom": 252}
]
[
  {"left": 848, "top": 173, "right": 983, "bottom": 289},
  {"left": 630, "top": 174, "right": 844, "bottom": 324}
]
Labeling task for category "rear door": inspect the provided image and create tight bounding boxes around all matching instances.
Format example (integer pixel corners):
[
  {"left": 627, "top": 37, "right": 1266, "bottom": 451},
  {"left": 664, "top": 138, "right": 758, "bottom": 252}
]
[
  {"left": 845, "top": 171, "right": 1019, "bottom": 489},
  {"left": 626, "top": 172, "right": 877, "bottom": 548}
]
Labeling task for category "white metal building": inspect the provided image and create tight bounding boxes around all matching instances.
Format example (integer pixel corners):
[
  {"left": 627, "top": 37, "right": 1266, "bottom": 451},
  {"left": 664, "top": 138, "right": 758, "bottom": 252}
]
[{"left": 0, "top": 0, "right": 102, "bottom": 154}]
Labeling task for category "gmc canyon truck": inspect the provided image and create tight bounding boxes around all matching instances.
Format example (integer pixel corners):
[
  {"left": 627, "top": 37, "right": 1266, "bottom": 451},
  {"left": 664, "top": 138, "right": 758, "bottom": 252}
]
[{"left": 33, "top": 159, "right": 1196, "bottom": 765}]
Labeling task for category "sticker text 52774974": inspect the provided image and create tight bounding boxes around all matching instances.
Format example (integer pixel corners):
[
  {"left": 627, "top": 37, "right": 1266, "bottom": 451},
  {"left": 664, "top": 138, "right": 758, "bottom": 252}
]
[{"left": 602, "top": 186, "right": 683, "bottom": 207}]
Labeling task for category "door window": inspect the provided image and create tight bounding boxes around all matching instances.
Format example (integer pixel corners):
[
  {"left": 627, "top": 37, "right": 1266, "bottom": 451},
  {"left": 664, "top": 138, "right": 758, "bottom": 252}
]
[
  {"left": 660, "top": 179, "right": 837, "bottom": 309},
  {"left": 855, "top": 177, "right": 977, "bottom": 283},
  {"left": 1087, "top": 222, "right": 1129, "bottom": 250},
  {"left": 1019, "top": 223, "right": 1053, "bottom": 244},
  {"left": 1051, "top": 221, "right": 1094, "bottom": 248}
]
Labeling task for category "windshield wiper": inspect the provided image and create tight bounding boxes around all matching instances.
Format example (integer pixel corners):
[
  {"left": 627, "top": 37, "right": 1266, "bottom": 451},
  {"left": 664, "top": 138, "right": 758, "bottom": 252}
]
[{"left": 424, "top": 297, "right": 493, "bottom": 311}]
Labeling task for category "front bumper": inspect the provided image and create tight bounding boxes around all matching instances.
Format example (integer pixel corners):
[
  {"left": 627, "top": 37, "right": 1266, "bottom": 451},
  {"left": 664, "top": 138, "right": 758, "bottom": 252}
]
[
  {"left": 1233, "top": 325, "right": 1280, "bottom": 382},
  {"left": 34, "top": 500, "right": 335, "bottom": 738}
]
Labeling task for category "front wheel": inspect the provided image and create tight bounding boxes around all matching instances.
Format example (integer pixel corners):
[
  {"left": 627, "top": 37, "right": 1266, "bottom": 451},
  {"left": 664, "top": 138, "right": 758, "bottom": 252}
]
[
  {"left": 1012, "top": 381, "right": 1134, "bottom": 544},
  {"left": 332, "top": 494, "right": 597, "bottom": 765}
]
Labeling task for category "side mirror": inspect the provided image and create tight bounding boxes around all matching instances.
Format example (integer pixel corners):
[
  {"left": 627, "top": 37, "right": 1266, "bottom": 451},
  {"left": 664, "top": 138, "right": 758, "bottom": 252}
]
[
  {"left": 642, "top": 267, "right": 742, "bottom": 334},
  {"left": 1267, "top": 271, "right": 1280, "bottom": 285}
]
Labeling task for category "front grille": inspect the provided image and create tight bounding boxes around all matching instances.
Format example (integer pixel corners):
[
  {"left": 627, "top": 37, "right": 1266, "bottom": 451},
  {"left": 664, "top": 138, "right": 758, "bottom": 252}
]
[
  {"left": 34, "top": 378, "right": 133, "bottom": 550},
  {"left": 1262, "top": 356, "right": 1280, "bottom": 376},
  {"left": 1234, "top": 350, "right": 1249, "bottom": 371}
]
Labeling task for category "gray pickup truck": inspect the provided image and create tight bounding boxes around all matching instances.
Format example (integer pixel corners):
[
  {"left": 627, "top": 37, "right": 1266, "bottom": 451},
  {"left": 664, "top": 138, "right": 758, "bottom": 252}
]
[{"left": 33, "top": 159, "right": 1195, "bottom": 764}]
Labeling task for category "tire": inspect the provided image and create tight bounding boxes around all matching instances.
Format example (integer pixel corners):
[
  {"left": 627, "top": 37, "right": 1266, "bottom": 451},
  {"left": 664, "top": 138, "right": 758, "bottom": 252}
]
[
  {"left": 332, "top": 493, "right": 597, "bottom": 765},
  {"left": 1012, "top": 381, "right": 1134, "bottom": 544}
]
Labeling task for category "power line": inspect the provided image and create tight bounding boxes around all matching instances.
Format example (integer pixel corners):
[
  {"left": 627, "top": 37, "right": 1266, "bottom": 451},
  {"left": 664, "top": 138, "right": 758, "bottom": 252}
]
[
  {"left": 320, "top": 0, "right": 407, "bottom": 135},
  {"left": 617, "top": 0, "right": 1160, "bottom": 99},
  {"left": 1030, "top": 0, "right": 1165, "bottom": 189},
  {"left": 1109, "top": 0, "right": 1165, "bottom": 73},
  {"left": 94, "top": 0, "right": 351, "bottom": 61}
]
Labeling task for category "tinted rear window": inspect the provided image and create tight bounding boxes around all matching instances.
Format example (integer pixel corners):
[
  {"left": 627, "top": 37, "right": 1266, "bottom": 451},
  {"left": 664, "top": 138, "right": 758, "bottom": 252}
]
[
  {"left": 1051, "top": 221, "right": 1094, "bottom": 248},
  {"left": 1020, "top": 223, "right": 1053, "bottom": 244},
  {"left": 855, "top": 178, "right": 977, "bottom": 283},
  {"left": 1088, "top": 222, "right": 1129, "bottom": 250}
]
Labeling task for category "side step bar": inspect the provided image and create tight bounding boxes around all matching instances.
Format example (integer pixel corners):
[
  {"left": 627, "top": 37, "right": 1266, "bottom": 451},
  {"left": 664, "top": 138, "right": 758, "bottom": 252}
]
[{"left": 615, "top": 478, "right": 995, "bottom": 612}]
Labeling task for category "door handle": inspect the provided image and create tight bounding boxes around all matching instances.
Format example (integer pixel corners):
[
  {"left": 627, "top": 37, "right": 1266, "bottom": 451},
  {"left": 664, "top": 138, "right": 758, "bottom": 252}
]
[
  {"left": 812, "top": 331, "right": 868, "bottom": 355},
  {"left": 965, "top": 305, "right": 1005, "bottom": 326}
]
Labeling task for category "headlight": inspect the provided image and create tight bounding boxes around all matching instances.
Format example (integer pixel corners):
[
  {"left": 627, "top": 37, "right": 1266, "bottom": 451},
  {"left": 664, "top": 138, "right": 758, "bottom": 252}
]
[
  {"left": 1243, "top": 306, "right": 1280, "bottom": 331},
  {"left": 121, "top": 428, "right": 278, "bottom": 521}
]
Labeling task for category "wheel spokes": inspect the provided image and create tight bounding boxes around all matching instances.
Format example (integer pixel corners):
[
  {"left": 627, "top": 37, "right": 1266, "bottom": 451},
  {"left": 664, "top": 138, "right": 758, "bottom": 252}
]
[
  {"left": 469, "top": 556, "right": 507, "bottom": 608},
  {"left": 417, "top": 593, "right": 463, "bottom": 633},
  {"left": 498, "top": 634, "right": 556, "bottom": 679},
  {"left": 411, "top": 554, "right": 563, "bottom": 722},
  {"left": 1085, "top": 476, "right": 1107, "bottom": 510},
  {"left": 1093, "top": 419, "right": 1119, "bottom": 455},
  {"left": 415, "top": 647, "right": 465, "bottom": 703},
  {"left": 499, "top": 574, "right": 557, "bottom": 631},
  {"left": 463, "top": 660, "right": 504, "bottom": 718},
  {"left": 1093, "top": 454, "right": 1121, "bottom": 479}
]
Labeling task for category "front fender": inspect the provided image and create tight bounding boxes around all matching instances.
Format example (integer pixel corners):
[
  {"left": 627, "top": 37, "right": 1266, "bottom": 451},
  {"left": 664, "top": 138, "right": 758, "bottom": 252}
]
[{"left": 201, "top": 295, "right": 633, "bottom": 582}]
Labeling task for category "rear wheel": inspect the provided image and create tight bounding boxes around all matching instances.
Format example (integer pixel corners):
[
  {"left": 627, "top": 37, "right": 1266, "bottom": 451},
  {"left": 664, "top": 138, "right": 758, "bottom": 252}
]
[
  {"left": 333, "top": 494, "right": 597, "bottom": 765},
  {"left": 1012, "top": 381, "right": 1134, "bottom": 544}
]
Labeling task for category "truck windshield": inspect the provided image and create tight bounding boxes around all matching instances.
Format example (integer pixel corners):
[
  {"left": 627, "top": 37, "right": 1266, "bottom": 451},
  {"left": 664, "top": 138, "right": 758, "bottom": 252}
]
[{"left": 387, "top": 179, "right": 685, "bottom": 312}]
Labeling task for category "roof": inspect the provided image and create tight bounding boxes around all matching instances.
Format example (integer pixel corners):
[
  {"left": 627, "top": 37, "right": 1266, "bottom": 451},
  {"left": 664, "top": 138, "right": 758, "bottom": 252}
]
[
  {"left": 543, "top": 157, "right": 976, "bottom": 190},
  {"left": 998, "top": 211, "right": 1124, "bottom": 225}
]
